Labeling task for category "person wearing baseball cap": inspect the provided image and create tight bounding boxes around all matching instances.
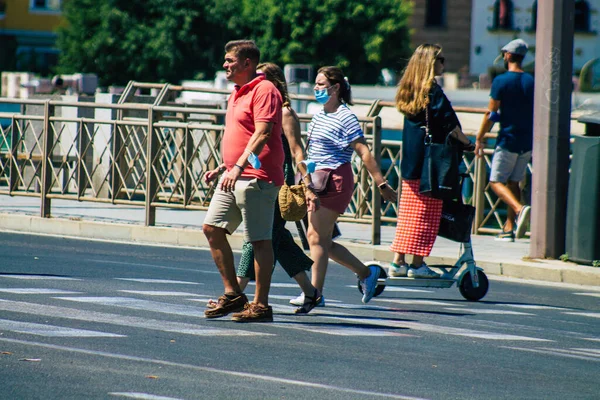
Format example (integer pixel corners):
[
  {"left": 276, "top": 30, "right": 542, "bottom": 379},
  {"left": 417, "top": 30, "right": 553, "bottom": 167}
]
[{"left": 474, "top": 38, "right": 534, "bottom": 242}]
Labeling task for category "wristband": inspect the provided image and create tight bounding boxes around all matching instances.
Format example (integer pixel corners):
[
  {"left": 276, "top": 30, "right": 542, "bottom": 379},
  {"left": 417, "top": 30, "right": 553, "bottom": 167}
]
[
  {"left": 245, "top": 150, "right": 261, "bottom": 169},
  {"left": 234, "top": 164, "right": 245, "bottom": 172},
  {"left": 378, "top": 181, "right": 389, "bottom": 190},
  {"left": 299, "top": 160, "right": 316, "bottom": 173}
]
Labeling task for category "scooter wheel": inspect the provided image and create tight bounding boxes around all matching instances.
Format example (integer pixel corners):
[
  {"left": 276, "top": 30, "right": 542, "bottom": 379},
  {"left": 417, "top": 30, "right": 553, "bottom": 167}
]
[
  {"left": 458, "top": 270, "right": 489, "bottom": 301},
  {"left": 356, "top": 264, "right": 387, "bottom": 297}
]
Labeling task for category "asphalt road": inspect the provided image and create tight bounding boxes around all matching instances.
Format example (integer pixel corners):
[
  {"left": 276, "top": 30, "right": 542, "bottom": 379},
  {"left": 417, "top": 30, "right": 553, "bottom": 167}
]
[{"left": 0, "top": 232, "right": 599, "bottom": 400}]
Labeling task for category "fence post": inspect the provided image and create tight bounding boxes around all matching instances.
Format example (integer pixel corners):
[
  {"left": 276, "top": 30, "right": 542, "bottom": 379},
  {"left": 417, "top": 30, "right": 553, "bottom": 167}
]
[
  {"left": 9, "top": 117, "right": 19, "bottom": 193},
  {"left": 145, "top": 107, "right": 158, "bottom": 226},
  {"left": 371, "top": 116, "right": 382, "bottom": 245},
  {"left": 473, "top": 153, "right": 487, "bottom": 233},
  {"left": 40, "top": 101, "right": 54, "bottom": 217}
]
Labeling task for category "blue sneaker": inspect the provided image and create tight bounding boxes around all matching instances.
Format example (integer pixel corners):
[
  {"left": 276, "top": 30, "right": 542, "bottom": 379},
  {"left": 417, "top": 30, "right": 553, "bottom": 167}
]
[{"left": 361, "top": 265, "right": 381, "bottom": 304}]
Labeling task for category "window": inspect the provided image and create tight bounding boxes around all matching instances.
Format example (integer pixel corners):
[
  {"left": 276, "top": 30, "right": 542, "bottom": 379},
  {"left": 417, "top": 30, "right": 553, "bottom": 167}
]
[
  {"left": 492, "top": 0, "right": 514, "bottom": 30},
  {"left": 425, "top": 0, "right": 446, "bottom": 27},
  {"left": 529, "top": 1, "right": 537, "bottom": 31},
  {"left": 30, "top": 0, "right": 61, "bottom": 12},
  {"left": 574, "top": 0, "right": 590, "bottom": 32},
  {"left": 0, "top": 0, "right": 6, "bottom": 18}
]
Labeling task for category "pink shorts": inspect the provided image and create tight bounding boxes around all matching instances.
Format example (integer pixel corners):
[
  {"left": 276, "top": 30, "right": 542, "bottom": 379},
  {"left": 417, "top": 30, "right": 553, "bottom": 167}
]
[{"left": 318, "top": 163, "right": 354, "bottom": 215}]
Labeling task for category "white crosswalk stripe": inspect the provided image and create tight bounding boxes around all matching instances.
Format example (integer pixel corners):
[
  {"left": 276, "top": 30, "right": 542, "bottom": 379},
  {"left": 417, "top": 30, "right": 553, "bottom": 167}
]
[
  {"left": 0, "top": 299, "right": 270, "bottom": 337},
  {"left": 0, "top": 318, "right": 124, "bottom": 337},
  {"left": 109, "top": 393, "right": 185, "bottom": 400},
  {"left": 573, "top": 292, "right": 600, "bottom": 298},
  {"left": 54, "top": 296, "right": 216, "bottom": 317},
  {"left": 502, "top": 346, "right": 600, "bottom": 362},
  {"left": 114, "top": 278, "right": 200, "bottom": 285},
  {"left": 0, "top": 275, "right": 80, "bottom": 281},
  {"left": 0, "top": 288, "right": 81, "bottom": 294},
  {"left": 564, "top": 312, "right": 600, "bottom": 319},
  {"left": 444, "top": 307, "right": 535, "bottom": 316},
  {"left": 118, "top": 290, "right": 203, "bottom": 297}
]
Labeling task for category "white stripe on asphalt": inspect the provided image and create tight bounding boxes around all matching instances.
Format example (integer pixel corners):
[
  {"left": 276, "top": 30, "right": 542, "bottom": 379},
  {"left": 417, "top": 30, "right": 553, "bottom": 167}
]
[
  {"left": 499, "top": 304, "right": 571, "bottom": 310},
  {"left": 0, "top": 299, "right": 271, "bottom": 337},
  {"left": 444, "top": 307, "right": 535, "bottom": 316},
  {"left": 573, "top": 292, "right": 600, "bottom": 298},
  {"left": 109, "top": 393, "right": 184, "bottom": 400},
  {"left": 375, "top": 299, "right": 460, "bottom": 306},
  {"left": 0, "top": 338, "right": 428, "bottom": 400},
  {"left": 115, "top": 279, "right": 200, "bottom": 285},
  {"left": 321, "top": 315, "right": 550, "bottom": 341},
  {"left": 54, "top": 297, "right": 210, "bottom": 317},
  {"left": 0, "top": 289, "right": 81, "bottom": 294},
  {"left": 344, "top": 285, "right": 433, "bottom": 293},
  {"left": 370, "top": 286, "right": 434, "bottom": 293},
  {"left": 502, "top": 346, "right": 600, "bottom": 362},
  {"left": 0, "top": 318, "right": 124, "bottom": 337},
  {"left": 85, "top": 259, "right": 220, "bottom": 274},
  {"left": 0, "top": 275, "right": 80, "bottom": 281},
  {"left": 564, "top": 312, "right": 600, "bottom": 319},
  {"left": 272, "top": 318, "right": 417, "bottom": 337},
  {"left": 118, "top": 291, "right": 203, "bottom": 297}
]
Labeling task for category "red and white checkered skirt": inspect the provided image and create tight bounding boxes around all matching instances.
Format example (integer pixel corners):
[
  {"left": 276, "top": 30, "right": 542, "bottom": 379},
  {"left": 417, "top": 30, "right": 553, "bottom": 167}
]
[{"left": 390, "top": 179, "right": 443, "bottom": 257}]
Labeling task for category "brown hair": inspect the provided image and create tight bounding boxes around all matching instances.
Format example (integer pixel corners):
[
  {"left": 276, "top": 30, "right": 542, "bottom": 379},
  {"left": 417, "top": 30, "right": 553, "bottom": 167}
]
[
  {"left": 317, "top": 66, "right": 353, "bottom": 105},
  {"left": 395, "top": 43, "right": 442, "bottom": 117},
  {"left": 224, "top": 40, "right": 260, "bottom": 65},
  {"left": 257, "top": 62, "right": 291, "bottom": 107}
]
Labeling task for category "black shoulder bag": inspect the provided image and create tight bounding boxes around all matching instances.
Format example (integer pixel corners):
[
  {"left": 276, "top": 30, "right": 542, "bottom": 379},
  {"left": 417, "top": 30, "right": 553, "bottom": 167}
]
[
  {"left": 419, "top": 100, "right": 461, "bottom": 201},
  {"left": 438, "top": 174, "right": 476, "bottom": 243}
]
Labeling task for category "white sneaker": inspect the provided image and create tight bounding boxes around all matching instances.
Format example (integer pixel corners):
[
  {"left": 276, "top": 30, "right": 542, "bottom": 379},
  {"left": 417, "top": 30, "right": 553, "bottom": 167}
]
[
  {"left": 289, "top": 293, "right": 325, "bottom": 307},
  {"left": 515, "top": 205, "right": 531, "bottom": 239},
  {"left": 388, "top": 262, "right": 409, "bottom": 277},
  {"left": 407, "top": 263, "right": 441, "bottom": 279}
]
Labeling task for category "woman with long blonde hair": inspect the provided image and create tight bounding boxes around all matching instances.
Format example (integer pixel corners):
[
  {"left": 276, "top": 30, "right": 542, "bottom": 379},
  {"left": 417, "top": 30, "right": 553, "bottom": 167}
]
[{"left": 389, "top": 44, "right": 474, "bottom": 279}]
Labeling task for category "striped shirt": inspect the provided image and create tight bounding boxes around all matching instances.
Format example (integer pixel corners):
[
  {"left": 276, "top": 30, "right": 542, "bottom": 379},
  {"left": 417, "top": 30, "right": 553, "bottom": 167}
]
[{"left": 307, "top": 104, "right": 363, "bottom": 170}]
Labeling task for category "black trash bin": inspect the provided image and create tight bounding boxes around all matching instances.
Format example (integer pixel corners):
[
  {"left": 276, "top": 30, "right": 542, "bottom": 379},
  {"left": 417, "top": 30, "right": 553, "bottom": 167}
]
[{"left": 566, "top": 112, "right": 600, "bottom": 265}]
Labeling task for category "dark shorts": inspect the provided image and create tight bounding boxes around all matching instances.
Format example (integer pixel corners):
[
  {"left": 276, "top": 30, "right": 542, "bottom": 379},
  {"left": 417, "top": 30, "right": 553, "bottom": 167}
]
[{"left": 319, "top": 163, "right": 354, "bottom": 215}]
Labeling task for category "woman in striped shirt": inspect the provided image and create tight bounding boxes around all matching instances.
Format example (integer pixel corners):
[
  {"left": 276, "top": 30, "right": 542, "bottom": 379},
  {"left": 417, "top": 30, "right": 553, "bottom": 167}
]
[{"left": 304, "top": 66, "right": 397, "bottom": 304}]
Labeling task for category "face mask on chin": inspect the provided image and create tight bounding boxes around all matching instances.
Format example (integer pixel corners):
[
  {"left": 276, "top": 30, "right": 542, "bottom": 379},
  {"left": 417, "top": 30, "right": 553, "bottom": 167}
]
[{"left": 314, "top": 88, "right": 330, "bottom": 104}]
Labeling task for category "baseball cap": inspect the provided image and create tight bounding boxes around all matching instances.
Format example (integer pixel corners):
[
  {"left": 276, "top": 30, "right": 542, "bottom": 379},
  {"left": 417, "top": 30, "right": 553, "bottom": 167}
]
[{"left": 501, "top": 39, "right": 528, "bottom": 56}]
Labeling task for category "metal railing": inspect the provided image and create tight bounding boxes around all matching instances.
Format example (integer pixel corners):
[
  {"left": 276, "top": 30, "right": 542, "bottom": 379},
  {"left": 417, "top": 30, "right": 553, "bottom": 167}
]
[{"left": 1, "top": 83, "right": 569, "bottom": 244}]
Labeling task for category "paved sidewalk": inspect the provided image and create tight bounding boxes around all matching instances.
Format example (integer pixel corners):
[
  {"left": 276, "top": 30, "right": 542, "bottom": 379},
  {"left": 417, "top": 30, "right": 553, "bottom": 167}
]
[{"left": 1, "top": 196, "right": 599, "bottom": 287}]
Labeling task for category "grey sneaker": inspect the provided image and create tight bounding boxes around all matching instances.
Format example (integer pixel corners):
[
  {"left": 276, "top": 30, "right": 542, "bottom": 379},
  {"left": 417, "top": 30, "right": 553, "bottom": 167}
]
[
  {"left": 515, "top": 205, "right": 531, "bottom": 239},
  {"left": 495, "top": 230, "right": 515, "bottom": 242},
  {"left": 360, "top": 265, "right": 381, "bottom": 304},
  {"left": 407, "top": 263, "right": 441, "bottom": 279},
  {"left": 290, "top": 293, "right": 325, "bottom": 307},
  {"left": 388, "top": 262, "right": 409, "bottom": 277}
]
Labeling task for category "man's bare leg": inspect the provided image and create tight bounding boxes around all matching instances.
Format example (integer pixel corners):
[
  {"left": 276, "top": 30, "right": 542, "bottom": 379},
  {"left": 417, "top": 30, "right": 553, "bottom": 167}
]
[
  {"left": 252, "top": 239, "right": 274, "bottom": 307},
  {"left": 202, "top": 224, "right": 241, "bottom": 294}
]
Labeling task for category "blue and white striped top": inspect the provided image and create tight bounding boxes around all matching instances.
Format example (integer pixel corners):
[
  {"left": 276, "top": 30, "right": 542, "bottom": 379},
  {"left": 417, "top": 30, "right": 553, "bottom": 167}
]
[{"left": 307, "top": 105, "right": 363, "bottom": 170}]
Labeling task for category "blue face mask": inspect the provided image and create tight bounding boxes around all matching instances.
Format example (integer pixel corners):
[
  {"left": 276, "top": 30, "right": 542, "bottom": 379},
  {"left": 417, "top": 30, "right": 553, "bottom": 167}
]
[{"left": 314, "top": 88, "right": 330, "bottom": 104}]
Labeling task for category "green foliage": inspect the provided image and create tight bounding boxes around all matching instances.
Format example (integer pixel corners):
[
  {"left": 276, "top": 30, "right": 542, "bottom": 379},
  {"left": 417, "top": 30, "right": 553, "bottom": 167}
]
[
  {"left": 593, "top": 260, "right": 600, "bottom": 268},
  {"left": 559, "top": 253, "right": 569, "bottom": 262},
  {"left": 56, "top": 0, "right": 412, "bottom": 86}
]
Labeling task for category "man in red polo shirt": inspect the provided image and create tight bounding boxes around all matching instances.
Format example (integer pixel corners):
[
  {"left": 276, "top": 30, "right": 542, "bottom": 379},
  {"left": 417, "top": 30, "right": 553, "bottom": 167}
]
[{"left": 203, "top": 40, "right": 284, "bottom": 322}]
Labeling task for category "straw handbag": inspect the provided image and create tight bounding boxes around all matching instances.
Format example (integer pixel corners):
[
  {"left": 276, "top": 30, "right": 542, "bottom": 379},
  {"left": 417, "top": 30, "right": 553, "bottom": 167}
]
[{"left": 278, "top": 182, "right": 307, "bottom": 222}]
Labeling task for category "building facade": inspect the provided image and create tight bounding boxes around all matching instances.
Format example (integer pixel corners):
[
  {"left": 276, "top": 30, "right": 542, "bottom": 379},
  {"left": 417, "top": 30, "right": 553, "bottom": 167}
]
[
  {"left": 470, "top": 0, "right": 599, "bottom": 76},
  {"left": 409, "top": 0, "right": 473, "bottom": 75},
  {"left": 0, "top": 0, "right": 64, "bottom": 75}
]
